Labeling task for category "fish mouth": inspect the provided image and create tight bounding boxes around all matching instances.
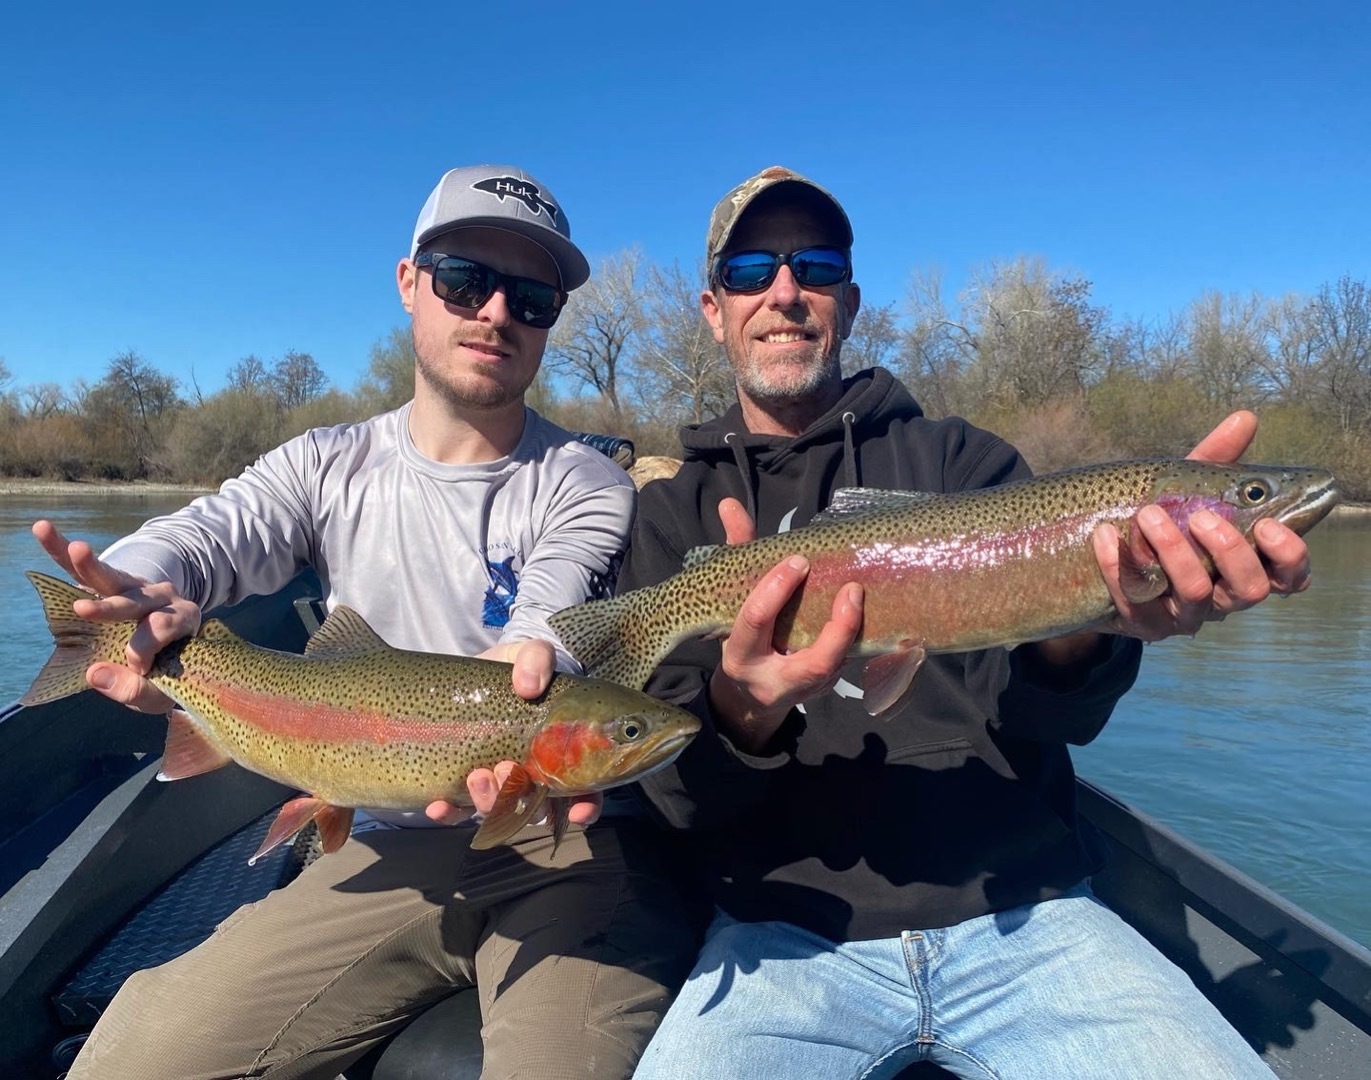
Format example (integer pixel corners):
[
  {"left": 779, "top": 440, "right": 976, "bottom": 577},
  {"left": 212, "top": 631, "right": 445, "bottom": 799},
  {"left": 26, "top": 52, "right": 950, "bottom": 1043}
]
[
  {"left": 1275, "top": 471, "right": 1342, "bottom": 535},
  {"left": 612, "top": 730, "right": 696, "bottom": 782}
]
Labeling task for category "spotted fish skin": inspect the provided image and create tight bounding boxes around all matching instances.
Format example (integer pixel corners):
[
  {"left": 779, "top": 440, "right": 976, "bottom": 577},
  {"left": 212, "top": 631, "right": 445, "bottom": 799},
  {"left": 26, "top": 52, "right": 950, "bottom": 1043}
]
[
  {"left": 21, "top": 572, "right": 699, "bottom": 858},
  {"left": 547, "top": 459, "right": 1340, "bottom": 697}
]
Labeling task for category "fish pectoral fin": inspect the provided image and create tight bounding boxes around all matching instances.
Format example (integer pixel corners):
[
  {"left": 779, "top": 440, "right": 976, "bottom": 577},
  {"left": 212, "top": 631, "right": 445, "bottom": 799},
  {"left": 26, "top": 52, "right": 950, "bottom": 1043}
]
[
  {"left": 470, "top": 766, "right": 548, "bottom": 850},
  {"left": 546, "top": 797, "right": 573, "bottom": 857},
  {"left": 158, "top": 710, "right": 234, "bottom": 781},
  {"left": 250, "top": 796, "right": 343, "bottom": 866},
  {"left": 861, "top": 644, "right": 927, "bottom": 717},
  {"left": 1119, "top": 527, "right": 1169, "bottom": 604}
]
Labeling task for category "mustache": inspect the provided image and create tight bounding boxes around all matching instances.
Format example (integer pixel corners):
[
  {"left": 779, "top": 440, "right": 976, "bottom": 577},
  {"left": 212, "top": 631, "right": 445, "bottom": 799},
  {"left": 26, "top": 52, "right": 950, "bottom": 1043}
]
[
  {"left": 753, "top": 321, "right": 820, "bottom": 338},
  {"left": 452, "top": 331, "right": 512, "bottom": 353}
]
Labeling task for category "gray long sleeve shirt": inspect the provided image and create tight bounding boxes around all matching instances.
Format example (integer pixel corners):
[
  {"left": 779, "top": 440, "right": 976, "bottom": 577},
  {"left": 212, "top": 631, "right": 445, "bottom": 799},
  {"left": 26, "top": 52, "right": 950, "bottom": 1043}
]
[{"left": 104, "top": 402, "right": 635, "bottom": 673}]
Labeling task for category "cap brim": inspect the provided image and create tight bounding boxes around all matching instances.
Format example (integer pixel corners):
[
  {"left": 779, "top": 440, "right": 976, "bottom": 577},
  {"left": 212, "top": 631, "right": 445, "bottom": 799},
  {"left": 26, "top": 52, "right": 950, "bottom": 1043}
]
[{"left": 413, "top": 217, "right": 591, "bottom": 291}]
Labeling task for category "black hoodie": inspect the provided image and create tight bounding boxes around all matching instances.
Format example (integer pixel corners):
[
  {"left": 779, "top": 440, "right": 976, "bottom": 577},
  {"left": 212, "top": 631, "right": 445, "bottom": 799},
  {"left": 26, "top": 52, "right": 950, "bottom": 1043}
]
[{"left": 620, "top": 368, "right": 1143, "bottom": 942}]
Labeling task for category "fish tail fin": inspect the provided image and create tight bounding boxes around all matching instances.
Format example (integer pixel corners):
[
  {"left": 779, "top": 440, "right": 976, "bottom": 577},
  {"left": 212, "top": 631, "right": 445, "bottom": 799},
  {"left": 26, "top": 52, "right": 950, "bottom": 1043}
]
[
  {"left": 547, "top": 590, "right": 663, "bottom": 690},
  {"left": 20, "top": 571, "right": 135, "bottom": 706}
]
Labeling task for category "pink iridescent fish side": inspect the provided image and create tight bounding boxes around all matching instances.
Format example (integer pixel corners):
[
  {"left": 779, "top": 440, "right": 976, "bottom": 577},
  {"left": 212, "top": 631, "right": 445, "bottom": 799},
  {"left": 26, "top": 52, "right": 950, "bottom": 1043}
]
[{"left": 548, "top": 459, "right": 1340, "bottom": 713}]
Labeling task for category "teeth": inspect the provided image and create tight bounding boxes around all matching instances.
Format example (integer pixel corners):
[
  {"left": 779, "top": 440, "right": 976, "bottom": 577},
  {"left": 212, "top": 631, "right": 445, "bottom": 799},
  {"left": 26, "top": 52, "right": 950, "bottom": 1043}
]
[{"left": 762, "top": 332, "right": 807, "bottom": 343}]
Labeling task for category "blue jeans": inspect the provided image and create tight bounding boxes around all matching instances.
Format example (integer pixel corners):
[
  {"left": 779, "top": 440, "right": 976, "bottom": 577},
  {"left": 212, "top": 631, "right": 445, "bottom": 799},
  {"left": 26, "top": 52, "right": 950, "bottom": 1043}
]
[{"left": 635, "top": 886, "right": 1274, "bottom": 1079}]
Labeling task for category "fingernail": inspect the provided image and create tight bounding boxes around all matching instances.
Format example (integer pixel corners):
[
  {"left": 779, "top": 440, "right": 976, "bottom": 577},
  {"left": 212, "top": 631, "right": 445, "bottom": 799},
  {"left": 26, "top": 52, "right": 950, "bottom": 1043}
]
[
  {"left": 89, "top": 668, "right": 115, "bottom": 690},
  {"left": 1256, "top": 519, "right": 1282, "bottom": 543},
  {"left": 471, "top": 777, "right": 491, "bottom": 801},
  {"left": 1190, "top": 510, "right": 1218, "bottom": 531},
  {"left": 787, "top": 556, "right": 807, "bottom": 571},
  {"left": 1139, "top": 506, "right": 1167, "bottom": 529}
]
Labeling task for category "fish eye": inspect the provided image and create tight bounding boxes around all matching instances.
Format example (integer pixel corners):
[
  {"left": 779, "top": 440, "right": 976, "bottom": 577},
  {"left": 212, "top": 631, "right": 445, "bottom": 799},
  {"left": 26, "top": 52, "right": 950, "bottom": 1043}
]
[
  {"left": 620, "top": 719, "right": 643, "bottom": 741},
  {"left": 1239, "top": 479, "right": 1272, "bottom": 506}
]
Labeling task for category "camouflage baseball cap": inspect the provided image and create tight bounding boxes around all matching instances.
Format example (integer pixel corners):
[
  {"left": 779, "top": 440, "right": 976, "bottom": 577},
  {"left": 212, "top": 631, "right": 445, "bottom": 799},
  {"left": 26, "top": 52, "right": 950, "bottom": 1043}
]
[{"left": 705, "top": 166, "right": 854, "bottom": 272}]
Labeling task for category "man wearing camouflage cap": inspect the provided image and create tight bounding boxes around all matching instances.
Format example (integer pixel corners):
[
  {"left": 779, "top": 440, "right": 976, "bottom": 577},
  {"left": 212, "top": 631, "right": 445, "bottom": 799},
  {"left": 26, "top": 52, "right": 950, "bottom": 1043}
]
[
  {"left": 52, "top": 164, "right": 701, "bottom": 1080},
  {"left": 620, "top": 165, "right": 1301, "bottom": 1077}
]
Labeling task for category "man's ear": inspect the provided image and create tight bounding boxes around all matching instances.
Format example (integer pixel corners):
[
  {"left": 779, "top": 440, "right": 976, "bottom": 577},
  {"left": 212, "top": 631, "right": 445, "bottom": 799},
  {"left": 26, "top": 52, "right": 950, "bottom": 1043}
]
[
  {"left": 700, "top": 288, "right": 726, "bottom": 345},
  {"left": 397, "top": 259, "right": 417, "bottom": 314},
  {"left": 841, "top": 282, "right": 861, "bottom": 340}
]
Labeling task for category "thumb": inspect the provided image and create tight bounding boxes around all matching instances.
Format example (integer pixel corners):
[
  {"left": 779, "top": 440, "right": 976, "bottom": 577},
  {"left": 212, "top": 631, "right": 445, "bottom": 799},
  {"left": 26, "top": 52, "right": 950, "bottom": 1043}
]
[{"left": 718, "top": 497, "right": 756, "bottom": 546}]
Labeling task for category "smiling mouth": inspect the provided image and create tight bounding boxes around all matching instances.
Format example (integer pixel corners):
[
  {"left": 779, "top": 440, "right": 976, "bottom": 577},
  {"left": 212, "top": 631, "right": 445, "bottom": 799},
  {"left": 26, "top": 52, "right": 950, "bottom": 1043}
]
[{"left": 757, "top": 331, "right": 814, "bottom": 344}]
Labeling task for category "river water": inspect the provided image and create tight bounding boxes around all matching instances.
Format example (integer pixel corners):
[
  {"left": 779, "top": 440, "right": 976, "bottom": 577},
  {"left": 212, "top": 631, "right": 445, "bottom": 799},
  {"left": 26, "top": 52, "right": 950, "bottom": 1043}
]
[{"left": 2, "top": 493, "right": 1367, "bottom": 948}]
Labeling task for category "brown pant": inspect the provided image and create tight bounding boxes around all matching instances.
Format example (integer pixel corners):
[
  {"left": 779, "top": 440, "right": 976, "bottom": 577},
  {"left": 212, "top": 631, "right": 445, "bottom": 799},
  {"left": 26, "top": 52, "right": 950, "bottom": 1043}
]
[{"left": 67, "top": 818, "right": 702, "bottom": 1080}]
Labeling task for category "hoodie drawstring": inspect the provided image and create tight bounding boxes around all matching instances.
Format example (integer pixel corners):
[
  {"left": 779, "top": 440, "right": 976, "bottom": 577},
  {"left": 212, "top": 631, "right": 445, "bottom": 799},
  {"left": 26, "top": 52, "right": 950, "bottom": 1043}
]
[
  {"left": 723, "top": 432, "right": 758, "bottom": 523},
  {"left": 841, "top": 411, "right": 858, "bottom": 490}
]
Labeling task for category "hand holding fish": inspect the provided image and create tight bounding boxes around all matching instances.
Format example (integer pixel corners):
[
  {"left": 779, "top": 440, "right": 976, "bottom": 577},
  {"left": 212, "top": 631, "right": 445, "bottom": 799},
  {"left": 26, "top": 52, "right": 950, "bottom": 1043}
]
[
  {"left": 1091, "top": 411, "right": 1313, "bottom": 643},
  {"left": 425, "top": 638, "right": 605, "bottom": 829},
  {"left": 33, "top": 521, "right": 605, "bottom": 835},
  {"left": 707, "top": 498, "right": 864, "bottom": 753},
  {"left": 32, "top": 519, "right": 193, "bottom": 714}
]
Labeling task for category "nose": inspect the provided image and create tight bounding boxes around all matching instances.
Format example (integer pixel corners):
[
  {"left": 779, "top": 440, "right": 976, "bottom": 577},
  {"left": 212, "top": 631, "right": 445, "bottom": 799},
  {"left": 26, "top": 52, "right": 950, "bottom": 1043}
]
[
  {"left": 765, "top": 263, "right": 803, "bottom": 310},
  {"left": 476, "top": 284, "right": 513, "bottom": 328}
]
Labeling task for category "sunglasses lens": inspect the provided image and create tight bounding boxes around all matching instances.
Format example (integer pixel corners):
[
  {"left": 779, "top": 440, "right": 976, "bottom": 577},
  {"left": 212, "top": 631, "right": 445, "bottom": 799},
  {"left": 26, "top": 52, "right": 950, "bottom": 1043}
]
[
  {"left": 717, "top": 248, "right": 850, "bottom": 292},
  {"left": 791, "top": 248, "right": 849, "bottom": 287},
  {"left": 432, "top": 258, "right": 496, "bottom": 308},
  {"left": 719, "top": 252, "right": 781, "bottom": 292},
  {"left": 510, "top": 280, "right": 566, "bottom": 329}
]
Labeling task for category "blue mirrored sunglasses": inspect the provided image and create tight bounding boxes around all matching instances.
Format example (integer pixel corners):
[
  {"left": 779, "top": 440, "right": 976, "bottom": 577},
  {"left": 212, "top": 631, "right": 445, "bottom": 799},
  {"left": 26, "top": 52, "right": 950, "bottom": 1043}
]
[{"left": 712, "top": 246, "right": 851, "bottom": 293}]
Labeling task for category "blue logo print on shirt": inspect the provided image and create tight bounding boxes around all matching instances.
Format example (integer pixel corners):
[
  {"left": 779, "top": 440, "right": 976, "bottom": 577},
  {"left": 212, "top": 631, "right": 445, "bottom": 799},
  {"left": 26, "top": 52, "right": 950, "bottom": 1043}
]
[{"left": 483, "top": 556, "right": 519, "bottom": 628}]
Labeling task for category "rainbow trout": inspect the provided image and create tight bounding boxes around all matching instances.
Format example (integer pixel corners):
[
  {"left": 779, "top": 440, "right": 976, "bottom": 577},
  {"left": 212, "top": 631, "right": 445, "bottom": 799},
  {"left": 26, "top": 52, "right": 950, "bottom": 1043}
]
[
  {"left": 22, "top": 573, "right": 699, "bottom": 862},
  {"left": 547, "top": 460, "right": 1340, "bottom": 712}
]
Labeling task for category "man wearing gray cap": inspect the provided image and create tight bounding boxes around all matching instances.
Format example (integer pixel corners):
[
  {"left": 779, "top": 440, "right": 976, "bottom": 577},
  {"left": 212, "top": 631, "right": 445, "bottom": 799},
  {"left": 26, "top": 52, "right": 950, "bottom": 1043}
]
[
  {"left": 46, "top": 164, "right": 701, "bottom": 1079},
  {"left": 618, "top": 166, "right": 1302, "bottom": 1077}
]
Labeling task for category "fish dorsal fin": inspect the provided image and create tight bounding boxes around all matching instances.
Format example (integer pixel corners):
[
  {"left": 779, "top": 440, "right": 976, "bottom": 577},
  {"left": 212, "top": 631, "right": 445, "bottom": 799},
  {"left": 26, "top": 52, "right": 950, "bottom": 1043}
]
[
  {"left": 811, "top": 487, "right": 937, "bottom": 526},
  {"left": 304, "top": 605, "right": 391, "bottom": 658},
  {"left": 197, "top": 619, "right": 242, "bottom": 642},
  {"left": 682, "top": 544, "right": 725, "bottom": 570}
]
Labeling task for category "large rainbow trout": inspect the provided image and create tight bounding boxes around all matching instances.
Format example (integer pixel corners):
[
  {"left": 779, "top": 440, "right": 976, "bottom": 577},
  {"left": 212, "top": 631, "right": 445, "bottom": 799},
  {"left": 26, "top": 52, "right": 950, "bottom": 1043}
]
[
  {"left": 22, "top": 573, "right": 699, "bottom": 862},
  {"left": 548, "top": 460, "right": 1340, "bottom": 712}
]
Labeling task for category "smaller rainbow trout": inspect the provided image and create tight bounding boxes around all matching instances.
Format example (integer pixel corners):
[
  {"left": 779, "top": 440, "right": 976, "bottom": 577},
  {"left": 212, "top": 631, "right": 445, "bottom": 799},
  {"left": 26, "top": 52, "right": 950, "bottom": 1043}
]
[
  {"left": 22, "top": 573, "right": 699, "bottom": 862},
  {"left": 548, "top": 460, "right": 1340, "bottom": 712}
]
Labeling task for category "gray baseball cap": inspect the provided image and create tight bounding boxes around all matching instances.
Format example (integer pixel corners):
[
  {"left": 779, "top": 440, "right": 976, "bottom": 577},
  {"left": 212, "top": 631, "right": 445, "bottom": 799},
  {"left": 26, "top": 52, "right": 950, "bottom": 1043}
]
[
  {"left": 705, "top": 165, "right": 854, "bottom": 273},
  {"left": 410, "top": 165, "right": 591, "bottom": 290}
]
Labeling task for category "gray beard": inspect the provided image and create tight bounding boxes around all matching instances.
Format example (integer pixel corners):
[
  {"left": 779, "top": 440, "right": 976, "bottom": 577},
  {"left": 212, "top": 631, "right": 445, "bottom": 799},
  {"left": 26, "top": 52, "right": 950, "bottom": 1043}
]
[{"left": 732, "top": 349, "right": 842, "bottom": 405}]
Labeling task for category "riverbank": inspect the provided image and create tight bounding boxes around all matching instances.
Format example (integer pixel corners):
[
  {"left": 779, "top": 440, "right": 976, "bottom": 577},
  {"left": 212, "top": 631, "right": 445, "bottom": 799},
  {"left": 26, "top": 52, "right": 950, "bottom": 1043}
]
[{"left": 0, "top": 479, "right": 214, "bottom": 497}]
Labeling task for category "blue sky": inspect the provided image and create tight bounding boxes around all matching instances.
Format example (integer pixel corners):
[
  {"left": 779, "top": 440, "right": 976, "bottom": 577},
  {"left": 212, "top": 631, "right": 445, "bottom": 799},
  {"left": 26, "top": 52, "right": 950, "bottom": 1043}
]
[{"left": 1, "top": 1, "right": 1367, "bottom": 398}]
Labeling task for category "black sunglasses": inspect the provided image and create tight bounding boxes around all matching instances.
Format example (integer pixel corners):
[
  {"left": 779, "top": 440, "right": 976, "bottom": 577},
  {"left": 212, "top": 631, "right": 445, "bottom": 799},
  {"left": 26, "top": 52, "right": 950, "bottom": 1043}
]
[
  {"left": 414, "top": 253, "right": 567, "bottom": 329},
  {"left": 712, "top": 246, "right": 852, "bottom": 293}
]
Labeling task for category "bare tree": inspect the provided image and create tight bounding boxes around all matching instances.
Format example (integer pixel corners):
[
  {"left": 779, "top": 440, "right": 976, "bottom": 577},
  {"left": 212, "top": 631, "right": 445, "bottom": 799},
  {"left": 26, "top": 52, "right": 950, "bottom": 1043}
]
[
  {"left": 960, "top": 258, "right": 1108, "bottom": 409},
  {"left": 1309, "top": 276, "right": 1371, "bottom": 436},
  {"left": 270, "top": 350, "right": 328, "bottom": 411},
  {"left": 635, "top": 259, "right": 733, "bottom": 424},
  {"left": 841, "top": 301, "right": 902, "bottom": 378},
  {"left": 1262, "top": 294, "right": 1321, "bottom": 401},
  {"left": 21, "top": 383, "right": 67, "bottom": 420},
  {"left": 1182, "top": 291, "right": 1273, "bottom": 409},
  {"left": 546, "top": 249, "right": 643, "bottom": 421},
  {"left": 85, "top": 350, "right": 182, "bottom": 476},
  {"left": 901, "top": 267, "right": 974, "bottom": 418},
  {"left": 227, "top": 355, "right": 272, "bottom": 395}
]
